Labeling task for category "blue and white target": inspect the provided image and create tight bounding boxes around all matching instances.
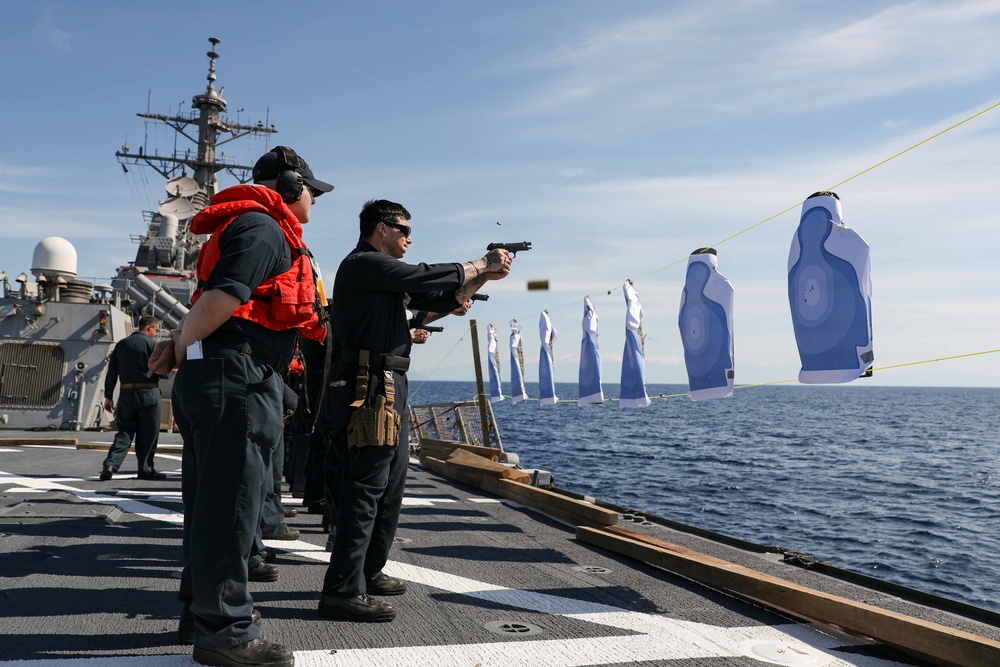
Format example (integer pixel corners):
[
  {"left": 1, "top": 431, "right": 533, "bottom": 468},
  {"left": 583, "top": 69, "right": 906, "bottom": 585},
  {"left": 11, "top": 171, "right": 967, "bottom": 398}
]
[
  {"left": 787, "top": 194, "right": 873, "bottom": 383},
  {"left": 678, "top": 251, "right": 734, "bottom": 400}
]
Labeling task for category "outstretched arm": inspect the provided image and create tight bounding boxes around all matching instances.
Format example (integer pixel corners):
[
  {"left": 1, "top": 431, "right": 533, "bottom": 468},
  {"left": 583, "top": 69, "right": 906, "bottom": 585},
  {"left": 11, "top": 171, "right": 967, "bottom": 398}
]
[{"left": 455, "top": 248, "right": 512, "bottom": 303}]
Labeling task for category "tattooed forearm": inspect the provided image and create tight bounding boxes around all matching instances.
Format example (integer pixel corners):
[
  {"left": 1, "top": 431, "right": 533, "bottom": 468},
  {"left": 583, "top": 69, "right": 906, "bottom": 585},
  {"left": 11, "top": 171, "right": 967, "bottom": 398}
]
[
  {"left": 455, "top": 273, "right": 490, "bottom": 304},
  {"left": 461, "top": 260, "right": 487, "bottom": 283}
]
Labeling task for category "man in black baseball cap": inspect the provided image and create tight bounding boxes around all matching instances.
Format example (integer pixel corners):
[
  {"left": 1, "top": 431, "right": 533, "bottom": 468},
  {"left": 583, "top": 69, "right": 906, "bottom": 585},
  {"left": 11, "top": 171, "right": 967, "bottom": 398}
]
[
  {"left": 252, "top": 145, "right": 334, "bottom": 201},
  {"left": 149, "top": 143, "right": 333, "bottom": 667}
]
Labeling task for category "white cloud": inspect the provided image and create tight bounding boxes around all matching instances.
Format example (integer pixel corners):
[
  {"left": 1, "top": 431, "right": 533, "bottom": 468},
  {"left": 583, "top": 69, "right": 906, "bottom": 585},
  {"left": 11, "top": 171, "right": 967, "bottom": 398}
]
[
  {"left": 505, "top": 1, "right": 1000, "bottom": 122},
  {"left": 405, "top": 95, "right": 1000, "bottom": 386},
  {"left": 32, "top": 5, "right": 71, "bottom": 52}
]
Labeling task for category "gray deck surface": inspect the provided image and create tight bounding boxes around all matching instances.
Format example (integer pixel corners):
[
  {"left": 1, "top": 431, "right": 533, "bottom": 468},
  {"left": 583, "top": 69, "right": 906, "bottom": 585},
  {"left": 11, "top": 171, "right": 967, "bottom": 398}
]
[{"left": 0, "top": 431, "right": 985, "bottom": 666}]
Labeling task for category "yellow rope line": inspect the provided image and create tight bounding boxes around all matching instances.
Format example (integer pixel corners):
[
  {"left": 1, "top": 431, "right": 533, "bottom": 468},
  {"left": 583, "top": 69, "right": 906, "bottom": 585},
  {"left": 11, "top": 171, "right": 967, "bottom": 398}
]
[
  {"left": 823, "top": 100, "right": 1000, "bottom": 192},
  {"left": 533, "top": 98, "right": 1000, "bottom": 312},
  {"left": 871, "top": 347, "right": 1000, "bottom": 372},
  {"left": 419, "top": 99, "right": 1000, "bottom": 382},
  {"left": 409, "top": 331, "right": 469, "bottom": 400},
  {"left": 651, "top": 348, "right": 1000, "bottom": 399},
  {"left": 467, "top": 348, "right": 1000, "bottom": 405},
  {"left": 642, "top": 100, "right": 1000, "bottom": 279}
]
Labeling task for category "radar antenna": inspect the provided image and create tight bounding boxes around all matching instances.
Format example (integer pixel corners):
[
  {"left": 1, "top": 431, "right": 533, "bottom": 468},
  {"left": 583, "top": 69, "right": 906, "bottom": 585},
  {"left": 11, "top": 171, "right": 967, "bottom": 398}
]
[{"left": 114, "top": 37, "right": 277, "bottom": 197}]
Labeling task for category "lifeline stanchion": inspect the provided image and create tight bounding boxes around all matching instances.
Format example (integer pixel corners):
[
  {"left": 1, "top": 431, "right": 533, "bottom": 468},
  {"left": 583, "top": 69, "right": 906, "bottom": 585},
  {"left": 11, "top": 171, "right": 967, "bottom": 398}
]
[{"left": 468, "top": 319, "right": 495, "bottom": 449}]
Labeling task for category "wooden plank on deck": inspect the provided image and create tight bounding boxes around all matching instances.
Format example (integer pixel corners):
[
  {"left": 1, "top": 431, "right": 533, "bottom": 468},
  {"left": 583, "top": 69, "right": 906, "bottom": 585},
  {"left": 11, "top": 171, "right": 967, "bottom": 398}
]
[
  {"left": 0, "top": 438, "right": 78, "bottom": 447},
  {"left": 577, "top": 524, "right": 1000, "bottom": 667}
]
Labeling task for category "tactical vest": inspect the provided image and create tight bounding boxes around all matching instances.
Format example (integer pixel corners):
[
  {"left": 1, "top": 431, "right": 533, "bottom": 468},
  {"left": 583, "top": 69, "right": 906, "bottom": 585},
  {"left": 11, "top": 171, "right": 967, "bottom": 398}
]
[{"left": 190, "top": 185, "right": 327, "bottom": 342}]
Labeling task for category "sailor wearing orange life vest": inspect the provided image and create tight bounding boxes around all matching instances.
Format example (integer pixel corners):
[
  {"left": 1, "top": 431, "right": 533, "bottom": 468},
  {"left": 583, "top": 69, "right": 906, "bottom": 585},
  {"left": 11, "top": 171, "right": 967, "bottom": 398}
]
[{"left": 148, "top": 146, "right": 332, "bottom": 667}]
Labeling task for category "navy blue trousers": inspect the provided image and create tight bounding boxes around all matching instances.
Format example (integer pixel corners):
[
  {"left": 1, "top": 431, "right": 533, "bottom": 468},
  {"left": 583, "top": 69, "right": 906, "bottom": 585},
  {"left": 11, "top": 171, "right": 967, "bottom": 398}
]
[
  {"left": 260, "top": 432, "right": 288, "bottom": 538},
  {"left": 103, "top": 388, "right": 161, "bottom": 476},
  {"left": 322, "top": 375, "right": 409, "bottom": 597},
  {"left": 173, "top": 345, "right": 281, "bottom": 650}
]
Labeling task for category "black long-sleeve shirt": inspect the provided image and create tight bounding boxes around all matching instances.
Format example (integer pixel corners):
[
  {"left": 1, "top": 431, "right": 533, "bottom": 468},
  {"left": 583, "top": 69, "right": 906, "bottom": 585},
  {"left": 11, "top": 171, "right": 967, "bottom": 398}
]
[{"left": 331, "top": 241, "right": 464, "bottom": 373}]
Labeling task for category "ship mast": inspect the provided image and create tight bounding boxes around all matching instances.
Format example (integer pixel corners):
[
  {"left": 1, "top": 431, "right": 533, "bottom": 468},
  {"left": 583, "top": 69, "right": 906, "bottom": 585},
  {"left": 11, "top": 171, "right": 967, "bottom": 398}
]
[
  {"left": 115, "top": 37, "right": 277, "bottom": 194},
  {"left": 110, "top": 37, "right": 279, "bottom": 317}
]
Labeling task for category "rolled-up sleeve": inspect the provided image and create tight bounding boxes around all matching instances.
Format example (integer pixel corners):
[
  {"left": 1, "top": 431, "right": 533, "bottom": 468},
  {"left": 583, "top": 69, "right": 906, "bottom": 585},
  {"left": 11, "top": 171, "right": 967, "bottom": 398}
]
[{"left": 206, "top": 212, "right": 291, "bottom": 302}]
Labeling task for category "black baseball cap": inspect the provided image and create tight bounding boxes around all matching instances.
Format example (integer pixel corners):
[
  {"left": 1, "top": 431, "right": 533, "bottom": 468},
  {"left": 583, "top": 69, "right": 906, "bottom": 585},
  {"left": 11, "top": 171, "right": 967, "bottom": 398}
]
[{"left": 252, "top": 146, "right": 334, "bottom": 195}]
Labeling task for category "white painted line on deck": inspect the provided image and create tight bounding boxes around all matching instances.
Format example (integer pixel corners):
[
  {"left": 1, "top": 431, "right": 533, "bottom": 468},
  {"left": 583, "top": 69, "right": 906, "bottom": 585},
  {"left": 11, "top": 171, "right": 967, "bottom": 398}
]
[
  {"left": 0, "top": 469, "right": 908, "bottom": 667},
  {"left": 290, "top": 629, "right": 895, "bottom": 667},
  {"left": 0, "top": 658, "right": 190, "bottom": 666},
  {"left": 0, "top": 471, "right": 183, "bottom": 524},
  {"left": 401, "top": 496, "right": 458, "bottom": 506},
  {"left": 21, "top": 444, "right": 79, "bottom": 450}
]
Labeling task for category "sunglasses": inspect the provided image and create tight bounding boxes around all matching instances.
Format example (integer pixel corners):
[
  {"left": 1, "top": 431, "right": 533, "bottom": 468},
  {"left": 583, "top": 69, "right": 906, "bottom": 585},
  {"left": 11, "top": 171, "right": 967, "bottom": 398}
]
[
  {"left": 384, "top": 221, "right": 411, "bottom": 238},
  {"left": 307, "top": 185, "right": 324, "bottom": 199}
]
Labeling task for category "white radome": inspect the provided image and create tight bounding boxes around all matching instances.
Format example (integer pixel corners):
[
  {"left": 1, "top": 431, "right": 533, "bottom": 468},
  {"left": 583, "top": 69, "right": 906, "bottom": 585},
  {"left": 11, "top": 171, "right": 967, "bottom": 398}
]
[{"left": 31, "top": 236, "right": 78, "bottom": 280}]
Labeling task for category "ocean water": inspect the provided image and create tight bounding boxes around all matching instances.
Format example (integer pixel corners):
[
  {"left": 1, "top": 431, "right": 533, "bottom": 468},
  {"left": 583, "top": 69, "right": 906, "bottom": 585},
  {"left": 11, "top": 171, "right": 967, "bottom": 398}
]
[{"left": 408, "top": 380, "right": 1000, "bottom": 614}]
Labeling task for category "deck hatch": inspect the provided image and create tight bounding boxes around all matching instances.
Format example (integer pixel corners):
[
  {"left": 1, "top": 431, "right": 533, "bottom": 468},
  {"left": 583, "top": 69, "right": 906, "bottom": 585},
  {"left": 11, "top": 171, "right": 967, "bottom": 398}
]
[
  {"left": 0, "top": 342, "right": 65, "bottom": 408},
  {"left": 740, "top": 640, "right": 831, "bottom": 665},
  {"left": 484, "top": 620, "right": 543, "bottom": 636}
]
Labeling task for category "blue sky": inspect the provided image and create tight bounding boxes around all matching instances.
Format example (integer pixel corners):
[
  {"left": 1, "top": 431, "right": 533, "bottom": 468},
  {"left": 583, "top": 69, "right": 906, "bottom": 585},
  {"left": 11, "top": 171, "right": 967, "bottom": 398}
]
[{"left": 3, "top": 1, "right": 1000, "bottom": 387}]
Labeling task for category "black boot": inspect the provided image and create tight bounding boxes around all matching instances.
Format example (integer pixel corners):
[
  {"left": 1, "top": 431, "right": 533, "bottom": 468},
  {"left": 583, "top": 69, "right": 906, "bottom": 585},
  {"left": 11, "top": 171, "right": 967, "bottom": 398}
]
[
  {"left": 318, "top": 593, "right": 396, "bottom": 622},
  {"left": 192, "top": 637, "right": 292, "bottom": 667}
]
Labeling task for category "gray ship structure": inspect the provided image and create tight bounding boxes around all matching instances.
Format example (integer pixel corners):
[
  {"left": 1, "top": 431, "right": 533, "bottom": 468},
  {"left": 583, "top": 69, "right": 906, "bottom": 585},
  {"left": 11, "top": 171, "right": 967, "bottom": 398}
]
[{"left": 0, "top": 38, "right": 274, "bottom": 431}]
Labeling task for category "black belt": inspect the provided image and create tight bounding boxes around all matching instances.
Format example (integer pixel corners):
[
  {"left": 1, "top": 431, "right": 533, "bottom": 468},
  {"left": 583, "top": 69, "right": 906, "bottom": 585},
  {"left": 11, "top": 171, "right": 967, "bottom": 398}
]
[
  {"left": 121, "top": 382, "right": 158, "bottom": 389},
  {"left": 205, "top": 330, "right": 281, "bottom": 369},
  {"left": 343, "top": 348, "right": 410, "bottom": 373}
]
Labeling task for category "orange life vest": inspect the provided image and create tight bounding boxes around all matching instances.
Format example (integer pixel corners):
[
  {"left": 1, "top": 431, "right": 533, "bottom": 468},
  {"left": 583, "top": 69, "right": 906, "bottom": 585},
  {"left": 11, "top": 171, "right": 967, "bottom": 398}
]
[
  {"left": 288, "top": 348, "right": 306, "bottom": 376},
  {"left": 190, "top": 185, "right": 327, "bottom": 342}
]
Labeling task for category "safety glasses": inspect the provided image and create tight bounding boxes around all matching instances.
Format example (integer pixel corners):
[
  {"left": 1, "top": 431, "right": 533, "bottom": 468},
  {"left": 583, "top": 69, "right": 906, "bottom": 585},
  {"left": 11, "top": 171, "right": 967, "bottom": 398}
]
[{"left": 384, "top": 221, "right": 411, "bottom": 238}]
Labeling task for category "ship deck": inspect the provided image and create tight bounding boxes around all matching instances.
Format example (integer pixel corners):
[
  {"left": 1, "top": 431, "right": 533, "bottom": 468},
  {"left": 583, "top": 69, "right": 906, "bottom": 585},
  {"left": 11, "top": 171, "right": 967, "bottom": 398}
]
[{"left": 1, "top": 431, "right": 997, "bottom": 667}]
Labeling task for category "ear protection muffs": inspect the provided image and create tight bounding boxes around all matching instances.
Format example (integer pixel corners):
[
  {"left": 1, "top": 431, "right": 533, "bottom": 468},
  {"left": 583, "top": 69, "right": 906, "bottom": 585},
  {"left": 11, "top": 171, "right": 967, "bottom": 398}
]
[{"left": 274, "top": 146, "right": 306, "bottom": 204}]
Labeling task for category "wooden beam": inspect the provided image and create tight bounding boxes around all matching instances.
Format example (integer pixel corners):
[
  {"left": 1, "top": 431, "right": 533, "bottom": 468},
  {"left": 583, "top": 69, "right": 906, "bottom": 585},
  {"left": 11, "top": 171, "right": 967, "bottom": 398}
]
[
  {"left": 492, "top": 478, "right": 618, "bottom": 527},
  {"left": 577, "top": 525, "right": 1000, "bottom": 667},
  {"left": 419, "top": 452, "right": 619, "bottom": 528},
  {"left": 468, "top": 319, "right": 492, "bottom": 448},
  {"left": 418, "top": 438, "right": 500, "bottom": 463},
  {"left": 0, "top": 438, "right": 78, "bottom": 447}
]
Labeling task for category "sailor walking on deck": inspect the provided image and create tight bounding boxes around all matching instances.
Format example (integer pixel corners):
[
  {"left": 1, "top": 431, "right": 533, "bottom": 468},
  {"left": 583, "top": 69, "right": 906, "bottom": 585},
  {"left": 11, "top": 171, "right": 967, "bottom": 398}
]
[
  {"left": 148, "top": 146, "right": 332, "bottom": 667},
  {"left": 100, "top": 315, "right": 163, "bottom": 481}
]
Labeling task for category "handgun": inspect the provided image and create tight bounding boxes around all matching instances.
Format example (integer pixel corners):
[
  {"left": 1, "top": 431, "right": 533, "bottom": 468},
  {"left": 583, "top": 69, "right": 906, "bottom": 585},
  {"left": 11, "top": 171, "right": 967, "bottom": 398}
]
[
  {"left": 416, "top": 325, "right": 444, "bottom": 333},
  {"left": 487, "top": 241, "right": 531, "bottom": 256},
  {"left": 471, "top": 294, "right": 489, "bottom": 302}
]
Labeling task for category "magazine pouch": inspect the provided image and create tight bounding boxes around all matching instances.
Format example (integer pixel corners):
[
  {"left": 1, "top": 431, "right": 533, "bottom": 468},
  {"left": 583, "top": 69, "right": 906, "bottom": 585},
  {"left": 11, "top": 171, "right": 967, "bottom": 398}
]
[{"left": 347, "top": 369, "right": 400, "bottom": 447}]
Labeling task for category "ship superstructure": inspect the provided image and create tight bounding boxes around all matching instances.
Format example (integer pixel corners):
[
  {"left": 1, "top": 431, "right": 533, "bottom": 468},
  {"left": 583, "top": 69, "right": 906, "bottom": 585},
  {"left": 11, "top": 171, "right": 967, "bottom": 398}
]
[
  {"left": 0, "top": 38, "right": 275, "bottom": 430},
  {"left": 112, "top": 36, "right": 277, "bottom": 321}
]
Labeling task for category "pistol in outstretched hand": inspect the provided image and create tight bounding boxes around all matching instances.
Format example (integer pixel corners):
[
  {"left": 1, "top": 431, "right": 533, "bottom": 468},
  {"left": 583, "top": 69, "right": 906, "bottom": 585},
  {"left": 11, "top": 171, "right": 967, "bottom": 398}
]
[{"left": 487, "top": 241, "right": 531, "bottom": 256}]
